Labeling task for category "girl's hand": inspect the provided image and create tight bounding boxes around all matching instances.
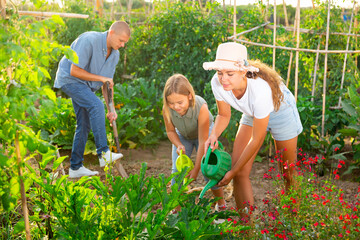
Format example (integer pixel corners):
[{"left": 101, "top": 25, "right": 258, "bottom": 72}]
[
  {"left": 187, "top": 168, "right": 199, "bottom": 181},
  {"left": 176, "top": 145, "right": 186, "bottom": 155},
  {"left": 217, "top": 170, "right": 235, "bottom": 187},
  {"left": 204, "top": 135, "right": 218, "bottom": 154}
]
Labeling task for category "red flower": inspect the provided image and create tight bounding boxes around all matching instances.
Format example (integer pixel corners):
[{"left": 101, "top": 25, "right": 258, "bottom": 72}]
[
  {"left": 334, "top": 147, "right": 339, "bottom": 151},
  {"left": 314, "top": 222, "right": 319, "bottom": 227},
  {"left": 261, "top": 229, "right": 269, "bottom": 234}
]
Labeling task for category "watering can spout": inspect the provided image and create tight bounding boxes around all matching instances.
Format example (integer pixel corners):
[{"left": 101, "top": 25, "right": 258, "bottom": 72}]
[
  {"left": 199, "top": 179, "right": 218, "bottom": 198},
  {"left": 199, "top": 141, "right": 231, "bottom": 199}
]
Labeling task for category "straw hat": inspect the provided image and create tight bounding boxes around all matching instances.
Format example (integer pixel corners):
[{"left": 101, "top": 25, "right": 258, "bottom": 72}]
[{"left": 203, "top": 42, "right": 259, "bottom": 72}]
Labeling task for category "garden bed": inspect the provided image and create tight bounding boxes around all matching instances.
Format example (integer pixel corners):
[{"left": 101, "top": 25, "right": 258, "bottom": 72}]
[{"left": 59, "top": 140, "right": 360, "bottom": 212}]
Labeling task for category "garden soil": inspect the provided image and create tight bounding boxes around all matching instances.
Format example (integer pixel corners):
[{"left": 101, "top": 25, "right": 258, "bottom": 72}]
[{"left": 59, "top": 140, "right": 359, "bottom": 211}]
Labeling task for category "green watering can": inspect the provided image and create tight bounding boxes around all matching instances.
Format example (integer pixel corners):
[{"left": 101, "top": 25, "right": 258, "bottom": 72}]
[
  {"left": 176, "top": 150, "right": 194, "bottom": 185},
  {"left": 199, "top": 142, "right": 232, "bottom": 198}
]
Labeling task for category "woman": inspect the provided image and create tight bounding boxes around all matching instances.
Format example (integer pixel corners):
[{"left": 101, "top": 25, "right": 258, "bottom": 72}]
[{"left": 203, "top": 42, "right": 303, "bottom": 213}]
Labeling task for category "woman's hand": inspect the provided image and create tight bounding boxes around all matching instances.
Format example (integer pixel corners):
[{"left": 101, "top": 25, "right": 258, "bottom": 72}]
[
  {"left": 204, "top": 134, "right": 219, "bottom": 154},
  {"left": 217, "top": 170, "right": 235, "bottom": 187}
]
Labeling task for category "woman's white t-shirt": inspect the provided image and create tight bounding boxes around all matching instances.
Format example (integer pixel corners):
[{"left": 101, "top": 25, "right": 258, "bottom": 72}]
[{"left": 211, "top": 73, "right": 276, "bottom": 119}]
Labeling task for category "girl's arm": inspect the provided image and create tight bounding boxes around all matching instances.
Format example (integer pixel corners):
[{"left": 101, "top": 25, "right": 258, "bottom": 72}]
[
  {"left": 218, "top": 115, "right": 269, "bottom": 186},
  {"left": 205, "top": 100, "right": 231, "bottom": 152},
  {"left": 162, "top": 107, "right": 185, "bottom": 154},
  {"left": 189, "top": 104, "right": 210, "bottom": 180}
]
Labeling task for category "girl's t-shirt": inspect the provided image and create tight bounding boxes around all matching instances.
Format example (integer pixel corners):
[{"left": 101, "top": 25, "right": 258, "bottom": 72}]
[
  {"left": 170, "top": 95, "right": 214, "bottom": 140},
  {"left": 211, "top": 73, "right": 277, "bottom": 119}
]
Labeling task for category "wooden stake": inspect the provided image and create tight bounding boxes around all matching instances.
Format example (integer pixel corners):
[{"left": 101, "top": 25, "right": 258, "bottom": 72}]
[
  {"left": 233, "top": 38, "right": 360, "bottom": 54},
  {"left": 337, "top": 0, "right": 356, "bottom": 108},
  {"left": 15, "top": 132, "right": 31, "bottom": 240},
  {"left": 273, "top": 0, "right": 277, "bottom": 70},
  {"left": 228, "top": 22, "right": 270, "bottom": 39},
  {"left": 321, "top": 0, "right": 331, "bottom": 138},
  {"left": 18, "top": 11, "right": 89, "bottom": 18},
  {"left": 282, "top": 0, "right": 289, "bottom": 27},
  {"left": 294, "top": 0, "right": 301, "bottom": 102},
  {"left": 0, "top": 0, "right": 6, "bottom": 19},
  {"left": 311, "top": 38, "right": 321, "bottom": 102},
  {"left": 286, "top": 6, "right": 298, "bottom": 87},
  {"left": 233, "top": 0, "right": 236, "bottom": 39}
]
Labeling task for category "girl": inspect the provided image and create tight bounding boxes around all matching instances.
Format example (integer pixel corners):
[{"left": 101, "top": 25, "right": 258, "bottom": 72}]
[
  {"left": 203, "top": 42, "right": 303, "bottom": 213},
  {"left": 163, "top": 74, "right": 226, "bottom": 210}
]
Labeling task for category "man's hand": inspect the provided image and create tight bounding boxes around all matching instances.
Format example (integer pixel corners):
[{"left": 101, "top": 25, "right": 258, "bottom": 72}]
[
  {"left": 103, "top": 77, "right": 114, "bottom": 88},
  {"left": 107, "top": 111, "right": 118, "bottom": 125}
]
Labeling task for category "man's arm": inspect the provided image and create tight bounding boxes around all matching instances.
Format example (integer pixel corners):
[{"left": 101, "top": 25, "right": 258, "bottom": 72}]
[{"left": 70, "top": 64, "right": 114, "bottom": 87}]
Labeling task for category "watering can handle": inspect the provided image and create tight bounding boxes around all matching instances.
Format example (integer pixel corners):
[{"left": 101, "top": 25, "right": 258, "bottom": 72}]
[{"left": 203, "top": 144, "right": 212, "bottom": 166}]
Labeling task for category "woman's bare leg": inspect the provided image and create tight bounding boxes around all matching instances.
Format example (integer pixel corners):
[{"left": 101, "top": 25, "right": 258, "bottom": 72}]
[
  {"left": 232, "top": 125, "right": 263, "bottom": 213},
  {"left": 275, "top": 136, "right": 298, "bottom": 192}
]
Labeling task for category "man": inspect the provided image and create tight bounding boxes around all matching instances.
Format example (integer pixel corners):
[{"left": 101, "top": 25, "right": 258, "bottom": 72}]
[{"left": 54, "top": 21, "right": 130, "bottom": 178}]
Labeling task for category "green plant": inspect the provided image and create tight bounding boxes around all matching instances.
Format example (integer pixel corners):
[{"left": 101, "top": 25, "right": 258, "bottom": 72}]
[
  {"left": 27, "top": 97, "right": 76, "bottom": 149},
  {"left": 126, "top": 1, "right": 231, "bottom": 94},
  {"left": 29, "top": 163, "right": 238, "bottom": 239},
  {"left": 109, "top": 77, "right": 165, "bottom": 148},
  {"left": 0, "top": 7, "right": 75, "bottom": 238},
  {"left": 246, "top": 148, "right": 360, "bottom": 239},
  {"left": 339, "top": 85, "right": 360, "bottom": 177}
]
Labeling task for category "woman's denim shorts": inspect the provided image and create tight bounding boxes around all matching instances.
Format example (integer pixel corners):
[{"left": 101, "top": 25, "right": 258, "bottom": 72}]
[{"left": 240, "top": 88, "right": 303, "bottom": 141}]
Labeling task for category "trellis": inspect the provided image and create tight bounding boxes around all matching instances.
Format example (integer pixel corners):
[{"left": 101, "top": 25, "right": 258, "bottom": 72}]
[{"left": 228, "top": 0, "right": 360, "bottom": 138}]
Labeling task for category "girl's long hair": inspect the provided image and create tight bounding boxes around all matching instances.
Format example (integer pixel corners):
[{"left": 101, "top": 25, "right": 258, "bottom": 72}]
[
  {"left": 163, "top": 74, "right": 196, "bottom": 122},
  {"left": 247, "top": 60, "right": 284, "bottom": 111}
]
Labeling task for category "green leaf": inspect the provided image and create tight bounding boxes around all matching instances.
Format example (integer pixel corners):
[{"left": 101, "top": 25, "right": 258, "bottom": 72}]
[
  {"left": 43, "top": 86, "right": 57, "bottom": 102},
  {"left": 39, "top": 66, "right": 51, "bottom": 79},
  {"left": 51, "top": 15, "right": 65, "bottom": 26},
  {"left": 342, "top": 101, "right": 356, "bottom": 117},
  {"left": 13, "top": 218, "right": 25, "bottom": 235},
  {"left": 338, "top": 128, "right": 358, "bottom": 137},
  {"left": 53, "top": 155, "right": 67, "bottom": 171}
]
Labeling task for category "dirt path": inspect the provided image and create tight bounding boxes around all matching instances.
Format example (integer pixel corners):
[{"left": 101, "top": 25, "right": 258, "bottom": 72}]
[{"left": 60, "top": 140, "right": 359, "bottom": 211}]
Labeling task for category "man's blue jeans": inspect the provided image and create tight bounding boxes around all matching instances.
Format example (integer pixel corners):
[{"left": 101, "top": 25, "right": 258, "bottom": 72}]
[{"left": 61, "top": 83, "right": 109, "bottom": 170}]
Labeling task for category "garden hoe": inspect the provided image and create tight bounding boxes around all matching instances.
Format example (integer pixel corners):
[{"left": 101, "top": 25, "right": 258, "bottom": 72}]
[{"left": 105, "top": 82, "right": 129, "bottom": 178}]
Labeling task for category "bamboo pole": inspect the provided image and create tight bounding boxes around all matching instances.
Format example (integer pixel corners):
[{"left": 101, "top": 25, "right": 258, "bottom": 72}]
[
  {"left": 273, "top": 0, "right": 277, "bottom": 70},
  {"left": 286, "top": 5, "right": 297, "bottom": 87},
  {"left": 321, "top": 0, "right": 331, "bottom": 138},
  {"left": 228, "top": 22, "right": 270, "bottom": 39},
  {"left": 111, "top": 0, "right": 115, "bottom": 20},
  {"left": 18, "top": 11, "right": 89, "bottom": 18},
  {"left": 233, "top": 0, "right": 236, "bottom": 39},
  {"left": 0, "top": 0, "right": 5, "bottom": 19},
  {"left": 264, "top": 25, "right": 360, "bottom": 37},
  {"left": 294, "top": 0, "right": 301, "bottom": 101},
  {"left": 15, "top": 132, "right": 31, "bottom": 240},
  {"left": 233, "top": 39, "right": 360, "bottom": 54},
  {"left": 311, "top": 38, "right": 321, "bottom": 102},
  {"left": 337, "top": 0, "right": 356, "bottom": 108},
  {"left": 282, "top": 0, "right": 289, "bottom": 27},
  {"left": 96, "top": 0, "right": 103, "bottom": 17}
]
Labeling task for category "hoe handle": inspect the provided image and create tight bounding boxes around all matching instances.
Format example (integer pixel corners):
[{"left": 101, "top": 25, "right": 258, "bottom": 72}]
[{"left": 105, "top": 82, "right": 128, "bottom": 178}]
